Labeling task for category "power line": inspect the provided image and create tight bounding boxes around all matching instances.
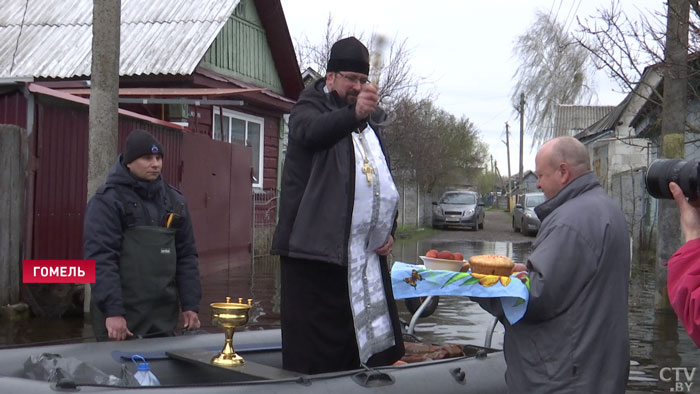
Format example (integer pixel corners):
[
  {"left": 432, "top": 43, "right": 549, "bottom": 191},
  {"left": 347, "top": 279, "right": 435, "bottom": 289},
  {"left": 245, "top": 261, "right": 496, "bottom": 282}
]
[
  {"left": 553, "top": 0, "right": 565, "bottom": 21},
  {"left": 563, "top": 0, "right": 583, "bottom": 33},
  {"left": 548, "top": 0, "right": 557, "bottom": 20}
]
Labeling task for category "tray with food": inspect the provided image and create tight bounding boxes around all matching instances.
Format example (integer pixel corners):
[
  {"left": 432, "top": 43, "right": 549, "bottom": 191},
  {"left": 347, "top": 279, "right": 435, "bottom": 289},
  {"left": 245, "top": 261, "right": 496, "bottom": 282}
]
[{"left": 391, "top": 252, "right": 530, "bottom": 324}]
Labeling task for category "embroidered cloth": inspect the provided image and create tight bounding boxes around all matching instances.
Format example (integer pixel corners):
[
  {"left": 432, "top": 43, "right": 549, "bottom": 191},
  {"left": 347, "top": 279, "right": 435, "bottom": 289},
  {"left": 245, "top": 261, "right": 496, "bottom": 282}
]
[
  {"left": 391, "top": 261, "right": 530, "bottom": 324},
  {"left": 348, "top": 125, "right": 399, "bottom": 362}
]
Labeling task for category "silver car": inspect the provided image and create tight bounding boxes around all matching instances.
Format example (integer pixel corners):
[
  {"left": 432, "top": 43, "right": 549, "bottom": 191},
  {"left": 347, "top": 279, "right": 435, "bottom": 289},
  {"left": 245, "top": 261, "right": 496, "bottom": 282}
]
[
  {"left": 432, "top": 191, "right": 485, "bottom": 230},
  {"left": 512, "top": 192, "right": 545, "bottom": 236}
]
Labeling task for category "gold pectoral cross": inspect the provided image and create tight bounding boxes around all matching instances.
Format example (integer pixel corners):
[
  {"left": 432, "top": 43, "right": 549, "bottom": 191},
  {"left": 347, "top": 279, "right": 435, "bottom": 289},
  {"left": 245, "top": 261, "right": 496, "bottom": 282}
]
[{"left": 361, "top": 160, "right": 374, "bottom": 185}]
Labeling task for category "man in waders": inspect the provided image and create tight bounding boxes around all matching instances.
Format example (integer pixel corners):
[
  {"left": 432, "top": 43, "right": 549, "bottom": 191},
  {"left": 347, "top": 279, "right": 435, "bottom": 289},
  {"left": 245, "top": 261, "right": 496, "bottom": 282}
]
[{"left": 84, "top": 129, "right": 201, "bottom": 341}]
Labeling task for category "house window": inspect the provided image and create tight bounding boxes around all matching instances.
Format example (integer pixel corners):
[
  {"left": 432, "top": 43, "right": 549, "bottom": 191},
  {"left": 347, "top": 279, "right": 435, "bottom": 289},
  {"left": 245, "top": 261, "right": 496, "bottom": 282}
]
[{"left": 213, "top": 107, "right": 264, "bottom": 188}]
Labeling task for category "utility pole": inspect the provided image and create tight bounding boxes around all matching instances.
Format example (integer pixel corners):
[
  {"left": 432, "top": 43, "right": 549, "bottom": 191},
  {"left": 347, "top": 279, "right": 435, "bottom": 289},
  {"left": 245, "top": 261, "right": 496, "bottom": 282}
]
[
  {"left": 86, "top": 0, "right": 121, "bottom": 313},
  {"left": 504, "top": 122, "right": 512, "bottom": 195},
  {"left": 493, "top": 160, "right": 498, "bottom": 198},
  {"left": 503, "top": 122, "right": 513, "bottom": 211},
  {"left": 493, "top": 163, "right": 506, "bottom": 200},
  {"left": 656, "top": 0, "right": 688, "bottom": 310},
  {"left": 519, "top": 93, "right": 525, "bottom": 193},
  {"left": 87, "top": 0, "right": 121, "bottom": 198}
]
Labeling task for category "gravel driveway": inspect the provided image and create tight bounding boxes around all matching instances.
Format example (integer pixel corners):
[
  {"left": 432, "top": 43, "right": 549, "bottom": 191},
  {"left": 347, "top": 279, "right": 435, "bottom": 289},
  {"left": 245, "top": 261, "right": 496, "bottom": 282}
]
[{"left": 423, "top": 209, "right": 535, "bottom": 243}]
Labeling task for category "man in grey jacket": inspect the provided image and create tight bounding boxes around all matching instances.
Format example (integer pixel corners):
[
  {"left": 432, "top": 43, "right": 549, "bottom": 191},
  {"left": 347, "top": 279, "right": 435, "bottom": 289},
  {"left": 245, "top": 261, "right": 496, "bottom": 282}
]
[{"left": 478, "top": 136, "right": 630, "bottom": 393}]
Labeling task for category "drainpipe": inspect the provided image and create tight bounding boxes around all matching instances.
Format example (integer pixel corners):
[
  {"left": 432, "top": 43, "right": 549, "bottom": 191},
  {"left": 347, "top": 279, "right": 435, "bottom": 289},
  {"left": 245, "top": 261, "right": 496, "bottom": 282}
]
[
  {"left": 20, "top": 84, "right": 35, "bottom": 264},
  {"left": 402, "top": 181, "right": 406, "bottom": 227},
  {"left": 276, "top": 115, "right": 288, "bottom": 222},
  {"left": 416, "top": 183, "right": 420, "bottom": 227},
  {"left": 18, "top": 82, "right": 35, "bottom": 137}
]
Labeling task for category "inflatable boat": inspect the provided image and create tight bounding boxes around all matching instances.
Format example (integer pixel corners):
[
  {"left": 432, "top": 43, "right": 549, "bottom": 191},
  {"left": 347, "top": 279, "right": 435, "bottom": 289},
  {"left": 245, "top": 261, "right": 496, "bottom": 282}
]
[{"left": 0, "top": 329, "right": 507, "bottom": 393}]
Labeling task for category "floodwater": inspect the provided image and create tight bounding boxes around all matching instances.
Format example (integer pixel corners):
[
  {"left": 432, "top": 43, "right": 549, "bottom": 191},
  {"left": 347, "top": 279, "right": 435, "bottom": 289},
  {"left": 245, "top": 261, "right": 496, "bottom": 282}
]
[{"left": 1, "top": 238, "right": 699, "bottom": 393}]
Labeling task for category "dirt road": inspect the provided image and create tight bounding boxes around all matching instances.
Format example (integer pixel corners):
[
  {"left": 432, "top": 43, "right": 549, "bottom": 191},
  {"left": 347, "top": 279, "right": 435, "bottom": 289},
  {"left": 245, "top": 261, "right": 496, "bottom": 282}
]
[{"left": 424, "top": 209, "right": 534, "bottom": 243}]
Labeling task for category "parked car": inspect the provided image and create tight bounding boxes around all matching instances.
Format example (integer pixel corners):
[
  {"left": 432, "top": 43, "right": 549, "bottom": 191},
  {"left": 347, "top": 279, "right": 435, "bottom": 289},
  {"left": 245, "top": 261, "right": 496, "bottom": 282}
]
[
  {"left": 432, "top": 190, "right": 485, "bottom": 230},
  {"left": 512, "top": 192, "right": 545, "bottom": 236}
]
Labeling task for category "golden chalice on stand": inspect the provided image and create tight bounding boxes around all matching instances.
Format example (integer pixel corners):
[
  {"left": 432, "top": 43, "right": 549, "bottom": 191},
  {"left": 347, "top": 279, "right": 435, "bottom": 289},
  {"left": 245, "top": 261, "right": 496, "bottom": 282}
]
[{"left": 210, "top": 297, "right": 253, "bottom": 366}]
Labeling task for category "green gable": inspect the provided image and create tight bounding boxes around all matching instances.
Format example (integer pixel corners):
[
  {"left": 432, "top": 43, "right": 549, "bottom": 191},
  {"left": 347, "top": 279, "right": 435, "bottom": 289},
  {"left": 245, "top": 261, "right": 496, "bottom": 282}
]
[{"left": 202, "top": 0, "right": 283, "bottom": 94}]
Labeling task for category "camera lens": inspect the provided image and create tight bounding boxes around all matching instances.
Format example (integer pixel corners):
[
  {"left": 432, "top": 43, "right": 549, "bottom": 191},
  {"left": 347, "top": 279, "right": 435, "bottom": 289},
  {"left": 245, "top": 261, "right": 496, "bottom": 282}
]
[{"left": 645, "top": 159, "right": 699, "bottom": 199}]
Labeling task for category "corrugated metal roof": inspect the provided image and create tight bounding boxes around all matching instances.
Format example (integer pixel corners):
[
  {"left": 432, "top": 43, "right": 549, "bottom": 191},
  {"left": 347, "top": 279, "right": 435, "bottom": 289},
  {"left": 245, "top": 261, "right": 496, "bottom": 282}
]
[
  {"left": 554, "top": 105, "right": 615, "bottom": 137},
  {"left": 574, "top": 97, "right": 631, "bottom": 141},
  {"left": 0, "top": 0, "right": 239, "bottom": 79}
]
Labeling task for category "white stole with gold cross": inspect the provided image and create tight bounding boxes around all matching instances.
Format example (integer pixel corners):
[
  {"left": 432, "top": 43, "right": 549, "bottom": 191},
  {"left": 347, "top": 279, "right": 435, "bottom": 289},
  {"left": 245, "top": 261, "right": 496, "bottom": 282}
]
[{"left": 347, "top": 124, "right": 399, "bottom": 363}]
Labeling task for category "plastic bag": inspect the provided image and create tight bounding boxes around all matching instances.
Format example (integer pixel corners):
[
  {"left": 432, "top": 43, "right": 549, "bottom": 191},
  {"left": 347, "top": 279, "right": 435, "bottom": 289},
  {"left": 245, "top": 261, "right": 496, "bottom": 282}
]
[
  {"left": 120, "top": 362, "right": 139, "bottom": 386},
  {"left": 23, "top": 353, "right": 125, "bottom": 386}
]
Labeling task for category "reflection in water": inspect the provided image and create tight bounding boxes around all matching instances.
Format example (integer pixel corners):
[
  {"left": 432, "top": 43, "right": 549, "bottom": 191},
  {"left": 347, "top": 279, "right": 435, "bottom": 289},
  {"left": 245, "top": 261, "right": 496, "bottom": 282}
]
[
  {"left": 2, "top": 238, "right": 699, "bottom": 393},
  {"left": 626, "top": 257, "right": 700, "bottom": 393},
  {"left": 392, "top": 240, "right": 530, "bottom": 352},
  {"left": 0, "top": 316, "right": 93, "bottom": 347},
  {"left": 247, "top": 259, "right": 282, "bottom": 329},
  {"left": 392, "top": 239, "right": 533, "bottom": 266}
]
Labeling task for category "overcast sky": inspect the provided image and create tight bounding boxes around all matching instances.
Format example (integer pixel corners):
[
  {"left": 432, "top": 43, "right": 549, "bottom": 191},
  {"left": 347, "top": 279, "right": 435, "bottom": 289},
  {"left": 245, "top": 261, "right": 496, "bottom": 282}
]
[{"left": 279, "top": 0, "right": 667, "bottom": 176}]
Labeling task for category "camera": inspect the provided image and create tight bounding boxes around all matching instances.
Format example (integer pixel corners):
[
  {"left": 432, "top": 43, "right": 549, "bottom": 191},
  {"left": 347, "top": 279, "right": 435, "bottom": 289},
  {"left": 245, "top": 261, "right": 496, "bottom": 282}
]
[{"left": 645, "top": 159, "right": 700, "bottom": 199}]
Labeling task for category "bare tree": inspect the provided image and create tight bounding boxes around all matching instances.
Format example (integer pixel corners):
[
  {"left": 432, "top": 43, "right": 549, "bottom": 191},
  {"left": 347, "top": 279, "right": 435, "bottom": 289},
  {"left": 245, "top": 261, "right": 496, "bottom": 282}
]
[
  {"left": 511, "top": 10, "right": 596, "bottom": 147},
  {"left": 385, "top": 97, "right": 488, "bottom": 192},
  {"left": 293, "top": 15, "right": 487, "bottom": 192},
  {"left": 475, "top": 171, "right": 502, "bottom": 197},
  {"left": 369, "top": 35, "right": 423, "bottom": 108},
  {"left": 576, "top": 0, "right": 700, "bottom": 124},
  {"left": 292, "top": 14, "right": 422, "bottom": 107},
  {"left": 577, "top": 0, "right": 695, "bottom": 310},
  {"left": 294, "top": 16, "right": 349, "bottom": 75},
  {"left": 575, "top": 1, "right": 667, "bottom": 107}
]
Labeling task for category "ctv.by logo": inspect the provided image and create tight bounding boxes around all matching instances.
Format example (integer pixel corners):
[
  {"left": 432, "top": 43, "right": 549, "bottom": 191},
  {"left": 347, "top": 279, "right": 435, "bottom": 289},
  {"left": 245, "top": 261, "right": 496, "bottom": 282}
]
[{"left": 659, "top": 367, "right": 696, "bottom": 392}]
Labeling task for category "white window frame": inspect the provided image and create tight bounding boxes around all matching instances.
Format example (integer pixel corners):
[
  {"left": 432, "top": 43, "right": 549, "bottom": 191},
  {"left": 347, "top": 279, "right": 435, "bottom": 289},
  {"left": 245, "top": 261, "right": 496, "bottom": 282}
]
[{"left": 213, "top": 106, "right": 265, "bottom": 189}]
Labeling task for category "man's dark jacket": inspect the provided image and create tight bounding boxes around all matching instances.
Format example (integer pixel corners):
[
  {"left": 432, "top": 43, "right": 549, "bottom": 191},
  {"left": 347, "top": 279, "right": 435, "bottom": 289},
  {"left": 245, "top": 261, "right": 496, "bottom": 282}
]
[
  {"left": 271, "top": 78, "right": 395, "bottom": 265},
  {"left": 84, "top": 156, "right": 201, "bottom": 317}
]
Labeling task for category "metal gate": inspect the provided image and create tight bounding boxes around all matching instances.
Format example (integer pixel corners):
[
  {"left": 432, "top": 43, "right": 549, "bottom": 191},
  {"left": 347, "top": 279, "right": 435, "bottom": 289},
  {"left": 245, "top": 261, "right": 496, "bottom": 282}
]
[{"left": 179, "top": 132, "right": 252, "bottom": 324}]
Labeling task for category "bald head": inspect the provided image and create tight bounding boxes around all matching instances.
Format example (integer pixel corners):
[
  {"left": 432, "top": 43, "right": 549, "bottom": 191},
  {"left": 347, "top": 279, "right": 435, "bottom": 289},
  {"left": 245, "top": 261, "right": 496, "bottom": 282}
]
[
  {"left": 535, "top": 136, "right": 591, "bottom": 199},
  {"left": 542, "top": 136, "right": 590, "bottom": 176}
]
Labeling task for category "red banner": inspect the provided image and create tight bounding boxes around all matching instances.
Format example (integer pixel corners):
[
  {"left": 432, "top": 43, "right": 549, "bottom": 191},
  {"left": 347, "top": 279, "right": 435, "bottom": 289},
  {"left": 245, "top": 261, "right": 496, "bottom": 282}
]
[{"left": 23, "top": 260, "right": 96, "bottom": 283}]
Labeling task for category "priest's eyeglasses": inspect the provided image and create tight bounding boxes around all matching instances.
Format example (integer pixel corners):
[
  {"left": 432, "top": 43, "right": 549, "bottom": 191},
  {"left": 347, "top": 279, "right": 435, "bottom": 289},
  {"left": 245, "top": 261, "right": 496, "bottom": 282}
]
[{"left": 336, "top": 72, "right": 370, "bottom": 85}]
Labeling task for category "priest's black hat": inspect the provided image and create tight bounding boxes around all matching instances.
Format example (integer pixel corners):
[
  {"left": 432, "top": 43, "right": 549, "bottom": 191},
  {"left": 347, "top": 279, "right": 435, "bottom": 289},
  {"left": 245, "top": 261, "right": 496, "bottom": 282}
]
[{"left": 326, "top": 37, "right": 369, "bottom": 75}]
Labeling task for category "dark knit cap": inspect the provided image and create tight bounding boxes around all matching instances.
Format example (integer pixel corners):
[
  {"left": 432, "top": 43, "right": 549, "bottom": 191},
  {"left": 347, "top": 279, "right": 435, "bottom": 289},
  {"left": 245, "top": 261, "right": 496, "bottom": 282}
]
[
  {"left": 123, "top": 129, "right": 163, "bottom": 164},
  {"left": 327, "top": 37, "right": 369, "bottom": 75}
]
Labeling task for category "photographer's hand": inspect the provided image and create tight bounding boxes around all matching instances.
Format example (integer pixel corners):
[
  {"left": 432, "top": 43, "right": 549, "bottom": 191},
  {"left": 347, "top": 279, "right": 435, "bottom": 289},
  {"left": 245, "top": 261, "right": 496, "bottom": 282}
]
[{"left": 669, "top": 181, "right": 700, "bottom": 241}]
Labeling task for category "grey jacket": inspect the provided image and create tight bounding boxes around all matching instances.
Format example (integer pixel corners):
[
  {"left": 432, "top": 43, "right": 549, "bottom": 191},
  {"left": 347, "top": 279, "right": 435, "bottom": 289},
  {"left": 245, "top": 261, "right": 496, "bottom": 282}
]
[{"left": 479, "top": 172, "right": 630, "bottom": 393}]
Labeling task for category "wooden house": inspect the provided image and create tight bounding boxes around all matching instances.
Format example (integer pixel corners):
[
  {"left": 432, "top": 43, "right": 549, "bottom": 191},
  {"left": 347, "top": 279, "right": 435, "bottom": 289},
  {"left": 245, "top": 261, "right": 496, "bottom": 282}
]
[{"left": 0, "top": 0, "right": 303, "bottom": 317}]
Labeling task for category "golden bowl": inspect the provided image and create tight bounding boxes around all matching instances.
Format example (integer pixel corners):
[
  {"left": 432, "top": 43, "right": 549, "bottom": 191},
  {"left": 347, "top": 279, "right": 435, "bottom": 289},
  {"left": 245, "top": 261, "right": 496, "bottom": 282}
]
[{"left": 210, "top": 297, "right": 252, "bottom": 367}]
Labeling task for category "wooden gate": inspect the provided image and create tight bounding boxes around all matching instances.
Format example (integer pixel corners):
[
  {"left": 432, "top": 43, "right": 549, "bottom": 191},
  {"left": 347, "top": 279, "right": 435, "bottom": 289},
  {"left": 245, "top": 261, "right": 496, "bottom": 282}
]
[{"left": 0, "top": 125, "right": 24, "bottom": 306}]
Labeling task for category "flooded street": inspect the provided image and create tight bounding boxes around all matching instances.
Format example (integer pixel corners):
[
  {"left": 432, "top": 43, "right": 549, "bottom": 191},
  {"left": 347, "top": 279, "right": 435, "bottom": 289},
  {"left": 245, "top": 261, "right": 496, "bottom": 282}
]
[{"left": 1, "top": 210, "right": 699, "bottom": 393}]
